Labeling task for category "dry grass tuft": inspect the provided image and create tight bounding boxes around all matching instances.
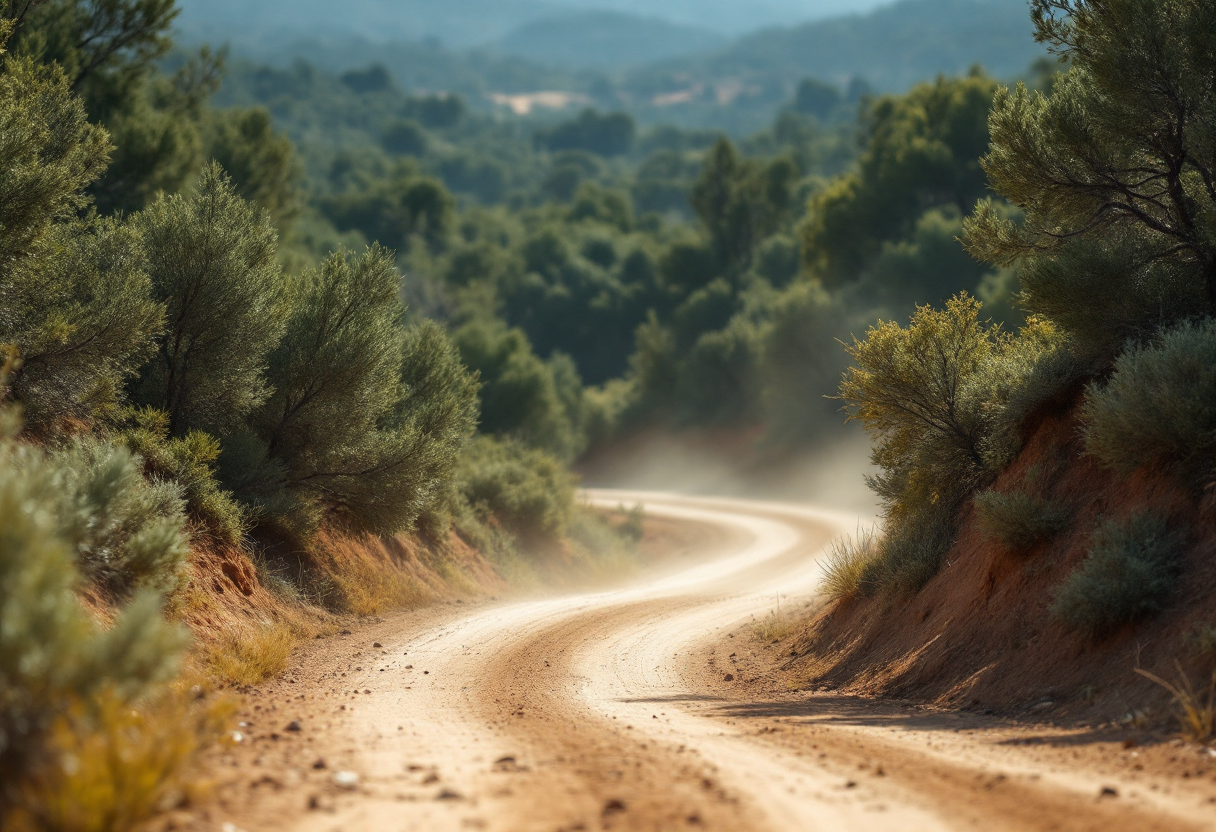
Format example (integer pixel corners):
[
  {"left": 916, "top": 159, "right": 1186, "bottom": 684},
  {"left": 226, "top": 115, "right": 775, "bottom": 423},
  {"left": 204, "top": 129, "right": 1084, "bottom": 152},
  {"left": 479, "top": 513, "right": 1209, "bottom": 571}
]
[
  {"left": 207, "top": 623, "right": 295, "bottom": 686},
  {"left": 820, "top": 526, "right": 881, "bottom": 600},
  {"left": 6, "top": 685, "right": 232, "bottom": 832},
  {"left": 1136, "top": 663, "right": 1216, "bottom": 744},
  {"left": 753, "top": 604, "right": 794, "bottom": 642}
]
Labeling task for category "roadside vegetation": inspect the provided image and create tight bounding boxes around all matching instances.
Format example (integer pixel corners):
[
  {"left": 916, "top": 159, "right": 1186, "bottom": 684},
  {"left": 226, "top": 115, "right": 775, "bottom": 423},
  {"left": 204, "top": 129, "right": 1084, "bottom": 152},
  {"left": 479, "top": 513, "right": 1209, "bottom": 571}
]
[
  {"left": 831, "top": 0, "right": 1216, "bottom": 649},
  {"left": 9, "top": 0, "right": 1214, "bottom": 822}
]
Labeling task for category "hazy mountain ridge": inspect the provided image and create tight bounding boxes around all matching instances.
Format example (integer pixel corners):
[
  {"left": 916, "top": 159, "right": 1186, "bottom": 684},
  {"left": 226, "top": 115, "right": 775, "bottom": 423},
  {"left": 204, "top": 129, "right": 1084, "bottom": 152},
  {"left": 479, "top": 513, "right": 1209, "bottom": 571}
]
[
  {"left": 193, "top": 0, "right": 1044, "bottom": 133},
  {"left": 491, "top": 11, "right": 728, "bottom": 69},
  {"left": 173, "top": 0, "right": 877, "bottom": 48},
  {"left": 631, "top": 0, "right": 1041, "bottom": 91}
]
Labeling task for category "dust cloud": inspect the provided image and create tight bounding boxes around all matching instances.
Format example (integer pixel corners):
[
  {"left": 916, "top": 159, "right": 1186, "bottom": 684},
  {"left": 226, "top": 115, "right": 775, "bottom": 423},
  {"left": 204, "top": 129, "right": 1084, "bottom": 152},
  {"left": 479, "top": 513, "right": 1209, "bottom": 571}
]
[{"left": 578, "top": 424, "right": 879, "bottom": 517}]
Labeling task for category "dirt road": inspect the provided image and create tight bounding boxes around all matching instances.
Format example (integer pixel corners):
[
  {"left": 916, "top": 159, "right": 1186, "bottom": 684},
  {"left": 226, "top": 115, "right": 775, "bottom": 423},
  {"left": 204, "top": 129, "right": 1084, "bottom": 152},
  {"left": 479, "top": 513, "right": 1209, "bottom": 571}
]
[{"left": 213, "top": 491, "right": 1216, "bottom": 832}]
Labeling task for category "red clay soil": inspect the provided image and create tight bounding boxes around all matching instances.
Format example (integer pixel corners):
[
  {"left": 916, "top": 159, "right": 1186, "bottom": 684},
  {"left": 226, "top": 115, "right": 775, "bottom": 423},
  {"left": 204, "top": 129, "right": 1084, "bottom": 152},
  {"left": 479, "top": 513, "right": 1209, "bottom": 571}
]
[
  {"left": 791, "top": 404, "right": 1216, "bottom": 729},
  {"left": 174, "top": 527, "right": 509, "bottom": 654}
]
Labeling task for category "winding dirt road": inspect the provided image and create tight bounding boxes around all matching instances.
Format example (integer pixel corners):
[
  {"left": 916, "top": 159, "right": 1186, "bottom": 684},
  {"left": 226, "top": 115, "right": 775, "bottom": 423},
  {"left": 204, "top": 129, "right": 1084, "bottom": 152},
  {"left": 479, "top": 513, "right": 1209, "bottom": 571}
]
[{"left": 216, "top": 491, "right": 1216, "bottom": 832}]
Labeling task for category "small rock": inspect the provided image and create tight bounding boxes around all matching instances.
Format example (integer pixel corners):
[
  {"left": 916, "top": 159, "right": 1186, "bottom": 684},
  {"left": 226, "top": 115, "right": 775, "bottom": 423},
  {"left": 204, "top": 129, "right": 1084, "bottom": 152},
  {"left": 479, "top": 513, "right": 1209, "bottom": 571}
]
[
  {"left": 1122, "top": 738, "right": 1138, "bottom": 749},
  {"left": 363, "top": 689, "right": 372, "bottom": 694},
  {"left": 422, "top": 772, "right": 441, "bottom": 785},
  {"left": 339, "top": 629, "right": 352, "bottom": 636},
  {"left": 285, "top": 720, "right": 302, "bottom": 732},
  {"left": 723, "top": 673, "right": 734, "bottom": 682},
  {"left": 845, "top": 780, "right": 858, "bottom": 789},
  {"left": 603, "top": 798, "right": 626, "bottom": 816},
  {"left": 333, "top": 771, "right": 360, "bottom": 790},
  {"left": 1099, "top": 786, "right": 1119, "bottom": 798},
  {"left": 373, "top": 642, "right": 383, "bottom": 648},
  {"left": 1029, "top": 700, "right": 1054, "bottom": 713},
  {"left": 436, "top": 788, "right": 463, "bottom": 801},
  {"left": 312, "top": 758, "right": 327, "bottom": 770}
]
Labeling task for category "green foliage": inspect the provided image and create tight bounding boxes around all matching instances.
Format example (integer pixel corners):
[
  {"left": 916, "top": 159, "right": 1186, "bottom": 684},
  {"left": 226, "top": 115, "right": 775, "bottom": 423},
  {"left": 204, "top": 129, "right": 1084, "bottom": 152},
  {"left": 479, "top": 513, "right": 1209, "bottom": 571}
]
[
  {"left": 860, "top": 496, "right": 960, "bottom": 594},
  {"left": 452, "top": 316, "right": 580, "bottom": 460},
  {"left": 691, "top": 138, "right": 796, "bottom": 274},
  {"left": 1013, "top": 237, "right": 1203, "bottom": 359},
  {"left": 1051, "top": 512, "right": 1185, "bottom": 637},
  {"left": 5, "top": 0, "right": 177, "bottom": 116},
  {"left": 791, "top": 78, "right": 843, "bottom": 119},
  {"left": 758, "top": 281, "right": 843, "bottom": 441},
  {"left": 241, "top": 248, "right": 479, "bottom": 536},
  {"left": 0, "top": 415, "right": 187, "bottom": 802},
  {"left": 6, "top": 436, "right": 190, "bottom": 593},
  {"left": 966, "top": 0, "right": 1216, "bottom": 313},
  {"left": 5, "top": 0, "right": 225, "bottom": 214},
  {"left": 117, "top": 408, "right": 246, "bottom": 544},
  {"left": 1082, "top": 319, "right": 1216, "bottom": 478},
  {"left": 457, "top": 436, "right": 575, "bottom": 544},
  {"left": 837, "top": 294, "right": 1036, "bottom": 592},
  {"left": 804, "top": 72, "right": 999, "bottom": 286},
  {"left": 208, "top": 106, "right": 303, "bottom": 227},
  {"left": 322, "top": 170, "right": 454, "bottom": 254},
  {"left": 133, "top": 163, "right": 286, "bottom": 436},
  {"left": 839, "top": 294, "right": 1006, "bottom": 490},
  {"left": 381, "top": 118, "right": 428, "bottom": 156},
  {"left": 4, "top": 217, "right": 163, "bottom": 431},
  {"left": 973, "top": 489, "right": 1070, "bottom": 552},
  {"left": 339, "top": 64, "right": 395, "bottom": 94},
  {"left": 0, "top": 54, "right": 109, "bottom": 269},
  {"left": 536, "top": 109, "right": 635, "bottom": 157},
  {"left": 0, "top": 51, "right": 163, "bottom": 431}
]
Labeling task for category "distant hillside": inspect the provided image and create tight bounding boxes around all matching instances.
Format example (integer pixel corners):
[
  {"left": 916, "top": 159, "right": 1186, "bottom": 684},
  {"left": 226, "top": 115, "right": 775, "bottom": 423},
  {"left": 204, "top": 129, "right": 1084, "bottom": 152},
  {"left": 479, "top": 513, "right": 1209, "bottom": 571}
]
[
  {"left": 492, "top": 11, "right": 726, "bottom": 70},
  {"left": 173, "top": 0, "right": 878, "bottom": 48},
  {"left": 631, "top": 0, "right": 1043, "bottom": 92}
]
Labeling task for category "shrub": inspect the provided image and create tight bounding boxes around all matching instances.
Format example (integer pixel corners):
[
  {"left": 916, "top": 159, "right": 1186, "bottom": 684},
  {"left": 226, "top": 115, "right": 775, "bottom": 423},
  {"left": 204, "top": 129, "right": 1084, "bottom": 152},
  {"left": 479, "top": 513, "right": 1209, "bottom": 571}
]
[
  {"left": 8, "top": 686, "right": 230, "bottom": 832},
  {"left": 1082, "top": 319, "right": 1216, "bottom": 478},
  {"left": 1051, "top": 513, "right": 1185, "bottom": 637},
  {"left": 118, "top": 408, "right": 246, "bottom": 544},
  {"left": 240, "top": 253, "right": 479, "bottom": 538},
  {"left": 457, "top": 436, "right": 575, "bottom": 544},
  {"left": 839, "top": 294, "right": 1008, "bottom": 503},
  {"left": 0, "top": 418, "right": 189, "bottom": 803},
  {"left": 821, "top": 526, "right": 881, "bottom": 600},
  {"left": 973, "top": 489, "right": 1069, "bottom": 552},
  {"left": 861, "top": 499, "right": 960, "bottom": 594},
  {"left": 5, "top": 436, "right": 191, "bottom": 593}
]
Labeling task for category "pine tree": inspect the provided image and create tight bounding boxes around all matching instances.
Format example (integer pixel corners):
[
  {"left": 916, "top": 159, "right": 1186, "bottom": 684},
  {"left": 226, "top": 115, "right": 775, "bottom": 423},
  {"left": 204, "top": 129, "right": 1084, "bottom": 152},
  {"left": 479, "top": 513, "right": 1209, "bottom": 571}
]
[
  {"left": 0, "top": 44, "right": 161, "bottom": 429},
  {"left": 965, "top": 0, "right": 1216, "bottom": 335},
  {"left": 133, "top": 163, "right": 286, "bottom": 436},
  {"left": 245, "top": 247, "right": 478, "bottom": 536}
]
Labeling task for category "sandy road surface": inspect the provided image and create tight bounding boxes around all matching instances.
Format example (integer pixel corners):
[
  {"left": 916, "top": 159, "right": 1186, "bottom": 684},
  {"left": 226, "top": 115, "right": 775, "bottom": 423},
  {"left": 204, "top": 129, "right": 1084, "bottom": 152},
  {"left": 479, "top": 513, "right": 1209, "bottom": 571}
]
[{"left": 218, "top": 491, "right": 1216, "bottom": 832}]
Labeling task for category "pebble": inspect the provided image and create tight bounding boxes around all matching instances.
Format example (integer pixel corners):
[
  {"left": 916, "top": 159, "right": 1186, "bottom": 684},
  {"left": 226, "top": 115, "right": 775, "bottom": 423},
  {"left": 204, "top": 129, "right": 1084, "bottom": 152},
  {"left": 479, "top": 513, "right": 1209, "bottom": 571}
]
[{"left": 333, "top": 771, "right": 360, "bottom": 790}]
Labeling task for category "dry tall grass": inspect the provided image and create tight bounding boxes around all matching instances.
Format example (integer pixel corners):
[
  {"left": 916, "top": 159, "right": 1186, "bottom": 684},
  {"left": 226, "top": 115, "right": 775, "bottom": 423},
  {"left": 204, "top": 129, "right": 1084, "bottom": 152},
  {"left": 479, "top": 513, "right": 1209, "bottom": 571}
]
[
  {"left": 820, "top": 526, "right": 881, "bottom": 600},
  {"left": 207, "top": 623, "right": 294, "bottom": 686},
  {"left": 1136, "top": 663, "right": 1216, "bottom": 744}
]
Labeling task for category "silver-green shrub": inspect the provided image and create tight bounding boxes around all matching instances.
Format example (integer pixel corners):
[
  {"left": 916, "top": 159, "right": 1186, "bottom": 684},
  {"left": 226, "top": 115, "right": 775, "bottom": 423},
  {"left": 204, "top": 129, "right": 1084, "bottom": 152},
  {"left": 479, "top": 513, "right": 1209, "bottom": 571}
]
[
  {"left": 1050, "top": 512, "right": 1184, "bottom": 637},
  {"left": 973, "top": 489, "right": 1070, "bottom": 552},
  {"left": 1082, "top": 319, "right": 1216, "bottom": 477},
  {"left": 0, "top": 420, "right": 188, "bottom": 794},
  {"left": 5, "top": 436, "right": 190, "bottom": 593}
]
